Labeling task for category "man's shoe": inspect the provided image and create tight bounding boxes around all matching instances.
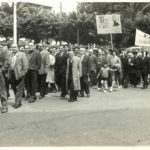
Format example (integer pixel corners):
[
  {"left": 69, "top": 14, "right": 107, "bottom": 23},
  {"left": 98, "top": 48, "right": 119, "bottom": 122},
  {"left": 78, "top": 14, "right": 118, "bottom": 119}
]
[
  {"left": 28, "top": 99, "right": 35, "bottom": 103},
  {"left": 87, "top": 94, "right": 90, "bottom": 97},
  {"left": 12, "top": 104, "right": 16, "bottom": 107},
  {"left": 13, "top": 104, "right": 22, "bottom": 109},
  {"left": 109, "top": 87, "right": 113, "bottom": 92},
  {"left": 68, "top": 99, "right": 74, "bottom": 102},
  {"left": 60, "top": 96, "right": 65, "bottom": 100},
  {"left": 38, "top": 96, "right": 44, "bottom": 99},
  {"left": 97, "top": 88, "right": 101, "bottom": 91},
  {"left": 141, "top": 86, "right": 146, "bottom": 89},
  {"left": 1, "top": 107, "right": 8, "bottom": 113},
  {"left": 80, "top": 94, "right": 84, "bottom": 97},
  {"left": 25, "top": 95, "right": 30, "bottom": 99}
]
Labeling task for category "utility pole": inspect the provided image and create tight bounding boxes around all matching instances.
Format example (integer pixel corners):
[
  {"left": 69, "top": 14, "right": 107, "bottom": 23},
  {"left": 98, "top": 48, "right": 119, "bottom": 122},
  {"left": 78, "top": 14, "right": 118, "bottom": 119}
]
[
  {"left": 59, "top": 1, "right": 62, "bottom": 44},
  {"left": 77, "top": 7, "right": 80, "bottom": 45},
  {"left": 13, "top": 2, "right": 17, "bottom": 45}
]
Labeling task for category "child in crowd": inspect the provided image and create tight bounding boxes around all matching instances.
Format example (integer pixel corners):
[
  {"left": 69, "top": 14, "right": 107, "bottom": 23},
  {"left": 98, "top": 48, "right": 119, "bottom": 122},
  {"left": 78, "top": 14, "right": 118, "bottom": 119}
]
[{"left": 97, "top": 63, "right": 116, "bottom": 92}]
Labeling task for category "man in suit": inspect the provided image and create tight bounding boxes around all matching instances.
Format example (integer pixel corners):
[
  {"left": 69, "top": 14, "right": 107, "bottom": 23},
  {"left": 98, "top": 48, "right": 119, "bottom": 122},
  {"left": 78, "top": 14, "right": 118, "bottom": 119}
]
[
  {"left": 140, "top": 51, "right": 150, "bottom": 89},
  {"left": 55, "top": 45, "right": 68, "bottom": 99},
  {"left": 10, "top": 44, "right": 28, "bottom": 108},
  {"left": 38, "top": 44, "right": 49, "bottom": 99},
  {"left": 80, "top": 48, "right": 90, "bottom": 97},
  {"left": 130, "top": 51, "right": 139, "bottom": 87},
  {"left": 55, "top": 46, "right": 63, "bottom": 90},
  {"left": 25, "top": 44, "right": 41, "bottom": 103},
  {"left": 0, "top": 45, "right": 9, "bottom": 113}
]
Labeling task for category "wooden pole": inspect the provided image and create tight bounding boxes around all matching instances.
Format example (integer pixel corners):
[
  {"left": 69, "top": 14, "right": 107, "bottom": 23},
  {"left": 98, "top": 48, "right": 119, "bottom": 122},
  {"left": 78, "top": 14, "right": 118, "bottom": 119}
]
[
  {"left": 59, "top": 1, "right": 62, "bottom": 44},
  {"left": 77, "top": 29, "right": 79, "bottom": 45},
  {"left": 13, "top": 2, "right": 17, "bottom": 45},
  {"left": 110, "top": 34, "right": 113, "bottom": 50}
]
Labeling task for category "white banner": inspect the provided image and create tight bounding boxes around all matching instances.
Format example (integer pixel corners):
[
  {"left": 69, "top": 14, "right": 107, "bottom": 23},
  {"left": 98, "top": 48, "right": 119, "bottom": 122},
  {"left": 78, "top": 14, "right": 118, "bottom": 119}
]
[
  {"left": 96, "top": 14, "right": 122, "bottom": 34},
  {"left": 135, "top": 29, "right": 150, "bottom": 47}
]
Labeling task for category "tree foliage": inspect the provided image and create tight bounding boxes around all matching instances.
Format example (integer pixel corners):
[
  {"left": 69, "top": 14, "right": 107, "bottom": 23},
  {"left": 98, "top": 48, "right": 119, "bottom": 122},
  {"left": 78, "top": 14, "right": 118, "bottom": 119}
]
[{"left": 0, "top": 2, "right": 150, "bottom": 47}]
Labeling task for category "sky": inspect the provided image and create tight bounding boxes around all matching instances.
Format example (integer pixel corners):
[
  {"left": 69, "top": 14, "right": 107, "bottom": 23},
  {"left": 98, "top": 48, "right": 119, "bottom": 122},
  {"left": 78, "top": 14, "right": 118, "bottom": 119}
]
[
  {"left": 0, "top": 0, "right": 78, "bottom": 13},
  {"left": 1, "top": 0, "right": 150, "bottom": 13}
]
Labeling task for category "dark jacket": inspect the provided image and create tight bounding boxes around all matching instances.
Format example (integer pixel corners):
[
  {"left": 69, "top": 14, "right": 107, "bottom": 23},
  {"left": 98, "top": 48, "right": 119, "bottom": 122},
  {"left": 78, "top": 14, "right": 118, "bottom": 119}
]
[
  {"left": 27, "top": 49, "right": 41, "bottom": 71},
  {"left": 140, "top": 56, "right": 150, "bottom": 74},
  {"left": 89, "top": 54, "right": 97, "bottom": 72},
  {"left": 55, "top": 51, "right": 68, "bottom": 75},
  {"left": 81, "top": 54, "right": 90, "bottom": 76},
  {"left": 0, "top": 48, "right": 9, "bottom": 71}
]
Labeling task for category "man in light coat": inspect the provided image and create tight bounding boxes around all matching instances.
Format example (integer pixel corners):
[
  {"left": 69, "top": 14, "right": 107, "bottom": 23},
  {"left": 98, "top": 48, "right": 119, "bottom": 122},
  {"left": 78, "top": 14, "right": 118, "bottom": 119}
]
[
  {"left": 10, "top": 44, "right": 28, "bottom": 108},
  {"left": 66, "top": 51, "right": 82, "bottom": 102}
]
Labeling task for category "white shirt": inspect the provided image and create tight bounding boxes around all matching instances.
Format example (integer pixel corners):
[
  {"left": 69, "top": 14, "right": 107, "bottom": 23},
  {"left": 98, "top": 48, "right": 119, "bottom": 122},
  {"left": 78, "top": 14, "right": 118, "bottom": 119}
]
[
  {"left": 49, "top": 54, "right": 55, "bottom": 66},
  {"left": 11, "top": 53, "right": 17, "bottom": 70},
  {"left": 81, "top": 54, "right": 84, "bottom": 62}
]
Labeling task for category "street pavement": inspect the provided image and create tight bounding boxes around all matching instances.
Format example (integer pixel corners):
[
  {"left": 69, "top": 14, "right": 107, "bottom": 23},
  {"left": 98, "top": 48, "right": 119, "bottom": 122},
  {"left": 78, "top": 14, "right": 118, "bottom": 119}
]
[{"left": 0, "top": 86, "right": 150, "bottom": 146}]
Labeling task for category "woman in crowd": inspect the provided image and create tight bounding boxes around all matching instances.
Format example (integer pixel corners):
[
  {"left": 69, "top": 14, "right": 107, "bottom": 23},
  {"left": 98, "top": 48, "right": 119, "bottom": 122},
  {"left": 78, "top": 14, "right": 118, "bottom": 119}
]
[{"left": 46, "top": 48, "right": 57, "bottom": 92}]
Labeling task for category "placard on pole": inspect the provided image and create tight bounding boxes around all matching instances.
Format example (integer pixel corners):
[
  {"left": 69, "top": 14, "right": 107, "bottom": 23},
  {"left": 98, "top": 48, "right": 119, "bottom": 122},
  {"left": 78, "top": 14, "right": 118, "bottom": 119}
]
[{"left": 96, "top": 14, "right": 122, "bottom": 50}]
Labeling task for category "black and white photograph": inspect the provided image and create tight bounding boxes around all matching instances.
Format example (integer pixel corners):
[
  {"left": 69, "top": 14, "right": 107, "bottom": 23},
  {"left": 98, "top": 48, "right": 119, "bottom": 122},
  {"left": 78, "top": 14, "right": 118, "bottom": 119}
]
[{"left": 0, "top": 0, "right": 150, "bottom": 148}]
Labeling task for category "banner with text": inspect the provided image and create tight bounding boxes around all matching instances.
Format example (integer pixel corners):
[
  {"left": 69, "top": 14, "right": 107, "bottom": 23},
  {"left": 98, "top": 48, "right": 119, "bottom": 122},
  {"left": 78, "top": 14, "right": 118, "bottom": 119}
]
[
  {"left": 96, "top": 14, "right": 122, "bottom": 34},
  {"left": 135, "top": 29, "right": 150, "bottom": 47}
]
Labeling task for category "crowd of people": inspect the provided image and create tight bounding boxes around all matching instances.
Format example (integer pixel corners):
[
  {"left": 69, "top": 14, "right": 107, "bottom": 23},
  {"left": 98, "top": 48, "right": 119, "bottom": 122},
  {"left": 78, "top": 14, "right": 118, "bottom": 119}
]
[{"left": 0, "top": 43, "right": 150, "bottom": 113}]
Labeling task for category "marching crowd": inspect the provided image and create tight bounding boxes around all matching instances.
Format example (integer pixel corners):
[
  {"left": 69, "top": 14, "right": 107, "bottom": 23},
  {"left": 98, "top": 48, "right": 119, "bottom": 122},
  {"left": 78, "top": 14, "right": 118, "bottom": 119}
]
[{"left": 0, "top": 43, "right": 150, "bottom": 113}]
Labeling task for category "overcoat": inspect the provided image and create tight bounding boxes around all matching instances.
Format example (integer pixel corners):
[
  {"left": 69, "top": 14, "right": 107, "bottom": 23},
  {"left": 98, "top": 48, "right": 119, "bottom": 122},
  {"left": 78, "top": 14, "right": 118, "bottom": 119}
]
[{"left": 66, "top": 56, "right": 82, "bottom": 91}]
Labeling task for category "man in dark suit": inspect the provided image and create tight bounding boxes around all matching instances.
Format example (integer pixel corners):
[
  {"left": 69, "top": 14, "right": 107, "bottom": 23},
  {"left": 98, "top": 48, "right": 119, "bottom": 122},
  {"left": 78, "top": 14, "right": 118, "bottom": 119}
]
[
  {"left": 25, "top": 45, "right": 41, "bottom": 103},
  {"left": 80, "top": 48, "right": 90, "bottom": 97},
  {"left": 140, "top": 51, "right": 150, "bottom": 89},
  {"left": 10, "top": 44, "right": 28, "bottom": 108},
  {"left": 55, "top": 45, "right": 68, "bottom": 99},
  {"left": 38, "top": 45, "right": 49, "bottom": 99},
  {"left": 54, "top": 46, "right": 62, "bottom": 90},
  {"left": 130, "top": 51, "right": 139, "bottom": 87}
]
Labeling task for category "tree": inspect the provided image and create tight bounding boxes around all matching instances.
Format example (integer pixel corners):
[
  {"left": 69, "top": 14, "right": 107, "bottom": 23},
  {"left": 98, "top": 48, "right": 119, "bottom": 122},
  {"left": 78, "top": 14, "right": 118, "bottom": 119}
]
[{"left": 0, "top": 2, "right": 13, "bottom": 40}]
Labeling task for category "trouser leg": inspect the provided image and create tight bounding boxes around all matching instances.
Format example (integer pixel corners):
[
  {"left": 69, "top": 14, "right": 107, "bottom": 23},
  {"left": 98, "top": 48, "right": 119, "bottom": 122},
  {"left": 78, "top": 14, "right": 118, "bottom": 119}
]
[
  {"left": 142, "top": 73, "right": 148, "bottom": 88},
  {"left": 69, "top": 79, "right": 77, "bottom": 101},
  {"left": 10, "top": 71, "right": 17, "bottom": 95},
  {"left": 25, "top": 71, "right": 31, "bottom": 97},
  {"left": 15, "top": 76, "right": 25, "bottom": 105},
  {"left": 108, "top": 72, "right": 112, "bottom": 87},
  {"left": 61, "top": 73, "right": 67, "bottom": 97},
  {"left": 31, "top": 70, "right": 38, "bottom": 98},
  {"left": 82, "top": 75, "right": 90, "bottom": 94},
  {"left": 39, "top": 74, "right": 46, "bottom": 97},
  {"left": 0, "top": 71, "right": 7, "bottom": 109}
]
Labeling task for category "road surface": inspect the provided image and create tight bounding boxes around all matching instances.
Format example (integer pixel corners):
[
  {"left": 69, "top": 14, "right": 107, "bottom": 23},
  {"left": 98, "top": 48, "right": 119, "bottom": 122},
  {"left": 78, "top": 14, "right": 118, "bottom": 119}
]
[{"left": 0, "top": 86, "right": 150, "bottom": 146}]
